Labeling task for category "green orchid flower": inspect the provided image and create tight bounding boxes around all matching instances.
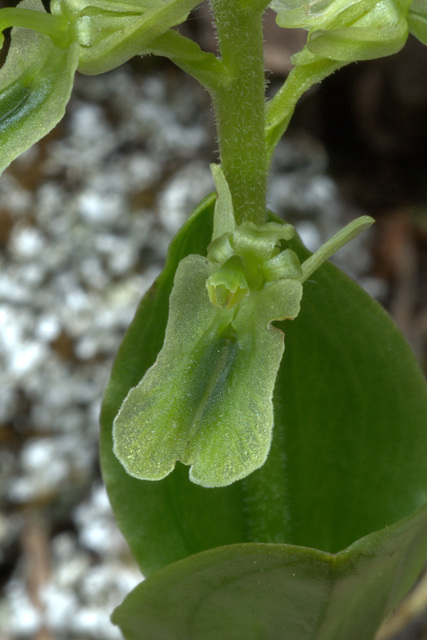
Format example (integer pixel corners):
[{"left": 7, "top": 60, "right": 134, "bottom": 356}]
[
  {"left": 113, "top": 166, "right": 373, "bottom": 488},
  {"left": 0, "top": 0, "right": 79, "bottom": 175},
  {"left": 51, "top": 0, "right": 202, "bottom": 74},
  {"left": 270, "top": 0, "right": 411, "bottom": 63},
  {"left": 0, "top": 0, "right": 205, "bottom": 173},
  {"left": 408, "top": 0, "right": 427, "bottom": 45}
]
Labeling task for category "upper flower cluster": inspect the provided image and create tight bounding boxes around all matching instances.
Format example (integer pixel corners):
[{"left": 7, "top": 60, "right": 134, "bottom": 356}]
[{"left": 270, "top": 0, "right": 427, "bottom": 63}]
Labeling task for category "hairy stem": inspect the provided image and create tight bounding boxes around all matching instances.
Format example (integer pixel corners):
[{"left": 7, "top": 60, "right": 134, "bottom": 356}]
[{"left": 210, "top": 0, "right": 267, "bottom": 225}]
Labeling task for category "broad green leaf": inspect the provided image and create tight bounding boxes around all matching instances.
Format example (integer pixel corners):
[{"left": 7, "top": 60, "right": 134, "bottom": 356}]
[
  {"left": 100, "top": 195, "right": 427, "bottom": 575},
  {"left": 52, "top": 0, "right": 202, "bottom": 75},
  {"left": 0, "top": 0, "right": 79, "bottom": 175},
  {"left": 112, "top": 503, "right": 427, "bottom": 640},
  {"left": 270, "top": 234, "right": 427, "bottom": 551}
]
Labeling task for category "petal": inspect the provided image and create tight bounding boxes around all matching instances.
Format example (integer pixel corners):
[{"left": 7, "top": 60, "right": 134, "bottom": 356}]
[
  {"left": 189, "top": 278, "right": 303, "bottom": 487},
  {"left": 113, "top": 255, "right": 234, "bottom": 483}
]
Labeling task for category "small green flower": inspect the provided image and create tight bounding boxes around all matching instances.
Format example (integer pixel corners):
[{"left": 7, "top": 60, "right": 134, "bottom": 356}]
[
  {"left": 51, "top": 0, "right": 201, "bottom": 74},
  {"left": 113, "top": 166, "right": 373, "bottom": 487},
  {"left": 0, "top": 0, "right": 79, "bottom": 175},
  {"left": 271, "top": 0, "right": 412, "bottom": 63},
  {"left": 408, "top": 0, "right": 427, "bottom": 45}
]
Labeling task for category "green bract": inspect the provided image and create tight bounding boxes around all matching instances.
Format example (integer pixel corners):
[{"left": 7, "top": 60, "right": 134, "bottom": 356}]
[
  {"left": 0, "top": 0, "right": 79, "bottom": 175},
  {"left": 113, "top": 167, "right": 373, "bottom": 488},
  {"left": 51, "top": 0, "right": 202, "bottom": 74}
]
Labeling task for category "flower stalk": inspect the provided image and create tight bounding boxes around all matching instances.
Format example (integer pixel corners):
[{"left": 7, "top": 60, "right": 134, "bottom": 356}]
[{"left": 210, "top": 0, "right": 267, "bottom": 225}]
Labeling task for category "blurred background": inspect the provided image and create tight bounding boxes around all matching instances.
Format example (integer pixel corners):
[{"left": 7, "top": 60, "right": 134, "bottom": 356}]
[{"left": 0, "top": 1, "right": 427, "bottom": 638}]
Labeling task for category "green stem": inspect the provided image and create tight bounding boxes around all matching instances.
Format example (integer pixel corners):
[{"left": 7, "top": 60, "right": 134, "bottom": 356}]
[
  {"left": 265, "top": 58, "right": 342, "bottom": 162},
  {"left": 210, "top": 0, "right": 267, "bottom": 225}
]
